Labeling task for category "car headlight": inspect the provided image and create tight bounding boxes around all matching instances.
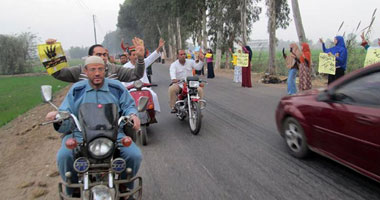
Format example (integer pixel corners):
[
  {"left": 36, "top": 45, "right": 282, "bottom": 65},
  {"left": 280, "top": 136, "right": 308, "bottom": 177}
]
[
  {"left": 189, "top": 81, "right": 200, "bottom": 88},
  {"left": 88, "top": 138, "right": 114, "bottom": 158}
]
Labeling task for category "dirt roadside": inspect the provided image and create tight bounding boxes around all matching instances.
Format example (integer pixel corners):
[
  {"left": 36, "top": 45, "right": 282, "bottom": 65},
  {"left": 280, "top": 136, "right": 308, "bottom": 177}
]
[
  {"left": 0, "top": 86, "right": 69, "bottom": 200},
  {"left": 0, "top": 68, "right": 326, "bottom": 199}
]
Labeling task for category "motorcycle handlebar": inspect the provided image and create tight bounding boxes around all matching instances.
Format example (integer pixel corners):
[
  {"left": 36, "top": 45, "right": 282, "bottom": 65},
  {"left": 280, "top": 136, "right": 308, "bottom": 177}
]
[
  {"left": 118, "top": 115, "right": 134, "bottom": 127},
  {"left": 41, "top": 111, "right": 82, "bottom": 132}
]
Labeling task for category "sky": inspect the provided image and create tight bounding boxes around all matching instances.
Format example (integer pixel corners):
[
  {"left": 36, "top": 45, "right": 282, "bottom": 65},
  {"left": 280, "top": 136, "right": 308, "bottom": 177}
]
[{"left": 0, "top": 0, "right": 379, "bottom": 48}]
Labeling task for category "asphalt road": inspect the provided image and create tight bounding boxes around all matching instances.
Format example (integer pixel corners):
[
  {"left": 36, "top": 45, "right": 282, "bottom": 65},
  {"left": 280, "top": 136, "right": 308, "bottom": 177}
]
[{"left": 137, "top": 62, "right": 380, "bottom": 200}]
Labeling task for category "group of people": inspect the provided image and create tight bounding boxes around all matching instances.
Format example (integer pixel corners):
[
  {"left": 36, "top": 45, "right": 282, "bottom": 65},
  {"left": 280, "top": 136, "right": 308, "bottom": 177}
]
[
  {"left": 44, "top": 36, "right": 218, "bottom": 195},
  {"left": 283, "top": 42, "right": 313, "bottom": 95},
  {"left": 229, "top": 42, "right": 253, "bottom": 88},
  {"left": 283, "top": 35, "right": 349, "bottom": 95}
]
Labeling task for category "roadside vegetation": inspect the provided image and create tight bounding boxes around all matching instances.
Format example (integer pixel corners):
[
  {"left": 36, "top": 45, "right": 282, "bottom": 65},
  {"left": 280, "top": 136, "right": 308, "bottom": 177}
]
[{"left": 0, "top": 75, "right": 69, "bottom": 127}]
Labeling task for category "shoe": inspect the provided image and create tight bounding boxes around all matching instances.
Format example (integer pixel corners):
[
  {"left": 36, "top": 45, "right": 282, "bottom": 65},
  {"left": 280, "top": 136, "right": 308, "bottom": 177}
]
[{"left": 170, "top": 108, "right": 177, "bottom": 113}]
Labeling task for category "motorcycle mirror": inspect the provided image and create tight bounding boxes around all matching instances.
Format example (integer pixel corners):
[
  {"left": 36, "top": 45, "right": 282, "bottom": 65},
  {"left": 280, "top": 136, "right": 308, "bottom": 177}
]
[
  {"left": 41, "top": 85, "right": 59, "bottom": 110},
  {"left": 41, "top": 85, "right": 53, "bottom": 102},
  {"left": 137, "top": 96, "right": 149, "bottom": 112}
]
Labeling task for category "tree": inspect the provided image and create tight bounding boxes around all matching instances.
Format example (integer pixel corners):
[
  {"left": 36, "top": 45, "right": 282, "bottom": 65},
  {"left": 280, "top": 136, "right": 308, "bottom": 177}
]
[
  {"left": 67, "top": 46, "right": 88, "bottom": 59},
  {"left": 266, "top": 0, "right": 291, "bottom": 75},
  {"left": 0, "top": 32, "right": 36, "bottom": 75},
  {"left": 291, "top": 0, "right": 306, "bottom": 43}
]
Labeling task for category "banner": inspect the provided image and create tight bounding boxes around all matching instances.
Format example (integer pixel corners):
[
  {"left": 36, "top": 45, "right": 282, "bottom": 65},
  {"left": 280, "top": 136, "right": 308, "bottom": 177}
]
[
  {"left": 205, "top": 53, "right": 212, "bottom": 58},
  {"left": 38, "top": 42, "right": 68, "bottom": 75},
  {"left": 235, "top": 53, "right": 249, "bottom": 67},
  {"left": 318, "top": 53, "right": 336, "bottom": 75},
  {"left": 364, "top": 47, "right": 380, "bottom": 67}
]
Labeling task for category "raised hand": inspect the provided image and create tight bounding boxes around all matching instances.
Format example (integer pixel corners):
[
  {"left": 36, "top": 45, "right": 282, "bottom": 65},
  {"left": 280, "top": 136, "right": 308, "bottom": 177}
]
[
  {"left": 156, "top": 38, "right": 165, "bottom": 52},
  {"left": 46, "top": 38, "right": 57, "bottom": 45},
  {"left": 198, "top": 49, "right": 205, "bottom": 60},
  {"left": 132, "top": 37, "right": 145, "bottom": 59},
  {"left": 319, "top": 38, "right": 324, "bottom": 44}
]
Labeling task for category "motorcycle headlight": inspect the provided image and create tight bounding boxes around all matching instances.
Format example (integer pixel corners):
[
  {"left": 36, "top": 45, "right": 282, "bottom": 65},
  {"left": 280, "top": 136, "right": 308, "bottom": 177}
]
[
  {"left": 134, "top": 80, "right": 143, "bottom": 90},
  {"left": 88, "top": 138, "right": 114, "bottom": 158},
  {"left": 189, "top": 81, "right": 199, "bottom": 88}
]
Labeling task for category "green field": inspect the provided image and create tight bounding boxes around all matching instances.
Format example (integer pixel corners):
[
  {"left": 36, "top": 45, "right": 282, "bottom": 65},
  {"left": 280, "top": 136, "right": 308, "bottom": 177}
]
[{"left": 0, "top": 75, "right": 69, "bottom": 127}]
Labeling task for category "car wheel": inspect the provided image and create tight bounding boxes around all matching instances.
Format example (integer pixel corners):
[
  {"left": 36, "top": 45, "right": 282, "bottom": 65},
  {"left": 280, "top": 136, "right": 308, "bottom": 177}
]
[{"left": 283, "top": 117, "right": 309, "bottom": 158}]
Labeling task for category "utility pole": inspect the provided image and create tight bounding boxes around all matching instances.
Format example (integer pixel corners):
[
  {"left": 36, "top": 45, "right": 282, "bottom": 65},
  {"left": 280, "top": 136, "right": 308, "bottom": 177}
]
[{"left": 93, "top": 15, "right": 97, "bottom": 44}]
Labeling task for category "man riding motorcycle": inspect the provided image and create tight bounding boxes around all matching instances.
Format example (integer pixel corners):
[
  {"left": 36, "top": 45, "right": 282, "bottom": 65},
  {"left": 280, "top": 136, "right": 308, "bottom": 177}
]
[
  {"left": 168, "top": 49, "right": 205, "bottom": 113},
  {"left": 45, "top": 56, "right": 142, "bottom": 196},
  {"left": 123, "top": 38, "right": 165, "bottom": 113}
]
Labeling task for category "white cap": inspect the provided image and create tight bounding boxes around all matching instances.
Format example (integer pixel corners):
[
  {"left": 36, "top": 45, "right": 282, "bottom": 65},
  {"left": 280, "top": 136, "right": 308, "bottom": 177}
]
[{"left": 84, "top": 56, "right": 104, "bottom": 67}]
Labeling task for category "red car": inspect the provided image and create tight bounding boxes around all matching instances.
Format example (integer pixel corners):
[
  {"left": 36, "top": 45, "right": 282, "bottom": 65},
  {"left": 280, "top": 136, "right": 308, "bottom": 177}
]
[{"left": 275, "top": 63, "right": 380, "bottom": 182}]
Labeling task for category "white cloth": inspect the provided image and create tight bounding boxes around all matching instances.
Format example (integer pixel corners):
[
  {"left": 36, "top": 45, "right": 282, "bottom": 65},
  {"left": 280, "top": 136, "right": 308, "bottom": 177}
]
[
  {"left": 129, "top": 87, "right": 160, "bottom": 113},
  {"left": 234, "top": 66, "right": 242, "bottom": 83},
  {"left": 169, "top": 59, "right": 203, "bottom": 81},
  {"left": 122, "top": 50, "right": 161, "bottom": 112},
  {"left": 123, "top": 50, "right": 161, "bottom": 87}
]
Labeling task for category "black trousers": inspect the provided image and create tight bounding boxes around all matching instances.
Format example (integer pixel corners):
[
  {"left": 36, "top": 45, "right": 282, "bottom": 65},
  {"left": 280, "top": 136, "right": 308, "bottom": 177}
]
[{"left": 328, "top": 68, "right": 345, "bottom": 85}]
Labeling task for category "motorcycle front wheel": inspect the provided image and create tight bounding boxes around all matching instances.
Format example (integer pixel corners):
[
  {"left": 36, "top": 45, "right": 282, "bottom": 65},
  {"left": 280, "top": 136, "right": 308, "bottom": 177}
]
[{"left": 188, "top": 101, "right": 202, "bottom": 135}]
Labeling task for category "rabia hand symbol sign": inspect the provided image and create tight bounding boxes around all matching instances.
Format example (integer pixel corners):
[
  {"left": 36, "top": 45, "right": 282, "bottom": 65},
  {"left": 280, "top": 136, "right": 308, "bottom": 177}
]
[{"left": 44, "top": 45, "right": 57, "bottom": 59}]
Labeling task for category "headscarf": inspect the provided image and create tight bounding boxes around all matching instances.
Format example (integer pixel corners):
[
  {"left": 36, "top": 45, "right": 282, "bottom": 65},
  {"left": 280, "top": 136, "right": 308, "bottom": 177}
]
[
  {"left": 300, "top": 43, "right": 312, "bottom": 66},
  {"left": 286, "top": 43, "right": 301, "bottom": 69},
  {"left": 323, "top": 36, "right": 346, "bottom": 55},
  {"left": 323, "top": 36, "right": 348, "bottom": 70}
]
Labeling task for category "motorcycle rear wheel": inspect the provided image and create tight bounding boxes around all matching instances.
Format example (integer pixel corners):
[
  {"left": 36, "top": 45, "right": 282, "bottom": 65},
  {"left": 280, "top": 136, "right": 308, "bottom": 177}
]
[{"left": 189, "top": 101, "right": 202, "bottom": 135}]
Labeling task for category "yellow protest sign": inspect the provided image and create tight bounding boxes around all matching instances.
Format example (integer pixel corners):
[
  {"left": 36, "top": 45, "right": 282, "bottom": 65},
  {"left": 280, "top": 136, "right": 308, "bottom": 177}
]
[
  {"left": 318, "top": 53, "right": 336, "bottom": 75},
  {"left": 364, "top": 47, "right": 380, "bottom": 67},
  {"left": 205, "top": 53, "right": 212, "bottom": 58},
  {"left": 231, "top": 54, "right": 237, "bottom": 66},
  {"left": 236, "top": 53, "right": 249, "bottom": 67},
  {"left": 38, "top": 42, "right": 68, "bottom": 75}
]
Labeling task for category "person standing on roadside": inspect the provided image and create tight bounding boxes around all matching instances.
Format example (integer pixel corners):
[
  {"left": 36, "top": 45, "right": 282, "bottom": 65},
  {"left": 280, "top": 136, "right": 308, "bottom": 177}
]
[
  {"left": 206, "top": 49, "right": 215, "bottom": 78},
  {"left": 299, "top": 43, "right": 312, "bottom": 91},
  {"left": 319, "top": 36, "right": 347, "bottom": 84},
  {"left": 239, "top": 42, "right": 252, "bottom": 88},
  {"left": 283, "top": 43, "right": 301, "bottom": 95},
  {"left": 229, "top": 48, "right": 242, "bottom": 83}
]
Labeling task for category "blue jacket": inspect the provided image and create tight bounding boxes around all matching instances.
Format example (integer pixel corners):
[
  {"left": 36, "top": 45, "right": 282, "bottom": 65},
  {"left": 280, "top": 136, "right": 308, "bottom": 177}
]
[
  {"left": 56, "top": 78, "right": 137, "bottom": 133},
  {"left": 322, "top": 36, "right": 348, "bottom": 70}
]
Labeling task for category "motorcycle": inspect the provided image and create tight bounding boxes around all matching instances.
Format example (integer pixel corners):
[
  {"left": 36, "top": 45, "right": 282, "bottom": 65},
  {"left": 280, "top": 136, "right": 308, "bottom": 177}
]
[
  {"left": 40, "top": 85, "right": 149, "bottom": 200},
  {"left": 173, "top": 76, "right": 206, "bottom": 135},
  {"left": 126, "top": 80, "right": 157, "bottom": 146}
]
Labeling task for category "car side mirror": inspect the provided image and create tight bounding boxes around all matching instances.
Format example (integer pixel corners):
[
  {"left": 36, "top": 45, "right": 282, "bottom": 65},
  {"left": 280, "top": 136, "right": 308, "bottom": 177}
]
[
  {"left": 137, "top": 96, "right": 149, "bottom": 112},
  {"left": 41, "top": 85, "right": 58, "bottom": 110},
  {"left": 317, "top": 89, "right": 332, "bottom": 102}
]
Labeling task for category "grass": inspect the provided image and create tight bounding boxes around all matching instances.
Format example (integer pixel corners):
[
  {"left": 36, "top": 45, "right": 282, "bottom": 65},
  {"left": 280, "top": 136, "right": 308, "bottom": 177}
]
[
  {"left": 0, "top": 75, "right": 69, "bottom": 127},
  {"left": 31, "top": 58, "right": 84, "bottom": 73},
  {"left": 219, "top": 48, "right": 367, "bottom": 76}
]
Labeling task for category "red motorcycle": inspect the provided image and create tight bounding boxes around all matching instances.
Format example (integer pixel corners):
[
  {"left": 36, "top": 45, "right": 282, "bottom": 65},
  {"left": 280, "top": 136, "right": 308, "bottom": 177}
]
[
  {"left": 173, "top": 76, "right": 206, "bottom": 135},
  {"left": 126, "top": 80, "right": 157, "bottom": 145}
]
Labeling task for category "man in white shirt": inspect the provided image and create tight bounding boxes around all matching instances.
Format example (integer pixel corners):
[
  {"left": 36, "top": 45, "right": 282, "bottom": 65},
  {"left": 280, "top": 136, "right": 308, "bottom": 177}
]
[
  {"left": 123, "top": 38, "right": 165, "bottom": 113},
  {"left": 169, "top": 49, "right": 205, "bottom": 113}
]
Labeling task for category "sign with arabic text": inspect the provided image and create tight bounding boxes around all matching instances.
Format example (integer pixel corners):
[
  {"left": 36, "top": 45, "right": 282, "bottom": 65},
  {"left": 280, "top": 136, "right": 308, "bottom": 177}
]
[
  {"left": 364, "top": 47, "right": 380, "bottom": 67},
  {"left": 318, "top": 53, "right": 336, "bottom": 75},
  {"left": 235, "top": 53, "right": 249, "bottom": 67},
  {"left": 38, "top": 42, "right": 68, "bottom": 75}
]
